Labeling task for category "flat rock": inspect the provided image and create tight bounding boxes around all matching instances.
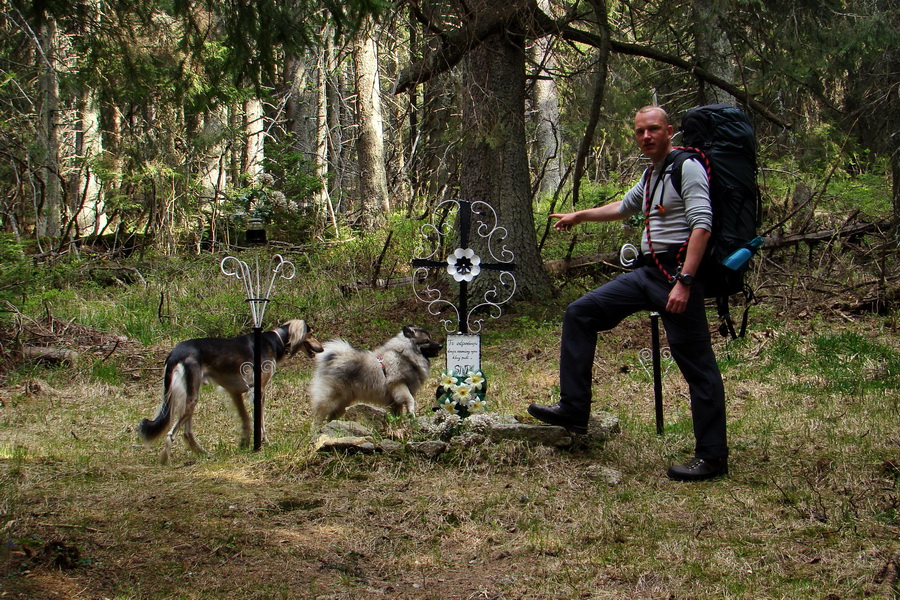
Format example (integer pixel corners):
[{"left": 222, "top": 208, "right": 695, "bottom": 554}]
[
  {"left": 318, "top": 420, "right": 375, "bottom": 439},
  {"left": 343, "top": 404, "right": 389, "bottom": 431},
  {"left": 487, "top": 423, "right": 573, "bottom": 447},
  {"left": 407, "top": 440, "right": 448, "bottom": 459},
  {"left": 314, "top": 436, "right": 377, "bottom": 454}
]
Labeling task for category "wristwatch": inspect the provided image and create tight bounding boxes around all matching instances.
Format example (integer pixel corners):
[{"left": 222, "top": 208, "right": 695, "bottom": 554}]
[{"left": 675, "top": 272, "right": 694, "bottom": 286}]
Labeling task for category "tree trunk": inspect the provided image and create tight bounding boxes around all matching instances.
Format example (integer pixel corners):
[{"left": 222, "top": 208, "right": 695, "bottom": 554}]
[
  {"left": 892, "top": 150, "right": 900, "bottom": 227},
  {"left": 312, "top": 42, "right": 338, "bottom": 235},
  {"left": 197, "top": 106, "right": 229, "bottom": 246},
  {"left": 37, "top": 16, "right": 61, "bottom": 240},
  {"left": 326, "top": 37, "right": 346, "bottom": 212},
  {"left": 243, "top": 97, "right": 265, "bottom": 178},
  {"left": 460, "top": 0, "right": 553, "bottom": 300},
  {"left": 353, "top": 20, "right": 390, "bottom": 230},
  {"left": 531, "top": 0, "right": 564, "bottom": 200},
  {"left": 71, "top": 86, "right": 105, "bottom": 237}
]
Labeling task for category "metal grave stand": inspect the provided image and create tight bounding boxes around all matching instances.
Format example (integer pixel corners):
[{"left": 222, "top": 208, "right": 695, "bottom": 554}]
[
  {"left": 411, "top": 199, "right": 516, "bottom": 413},
  {"left": 639, "top": 312, "right": 673, "bottom": 435},
  {"left": 622, "top": 244, "right": 674, "bottom": 435},
  {"left": 220, "top": 253, "right": 295, "bottom": 451}
]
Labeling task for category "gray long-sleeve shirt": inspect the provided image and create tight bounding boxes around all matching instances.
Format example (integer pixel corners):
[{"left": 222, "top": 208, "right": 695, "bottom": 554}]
[{"left": 620, "top": 152, "right": 713, "bottom": 255}]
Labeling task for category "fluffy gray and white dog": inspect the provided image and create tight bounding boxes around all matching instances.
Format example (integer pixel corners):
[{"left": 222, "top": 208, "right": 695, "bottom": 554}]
[
  {"left": 309, "top": 325, "right": 443, "bottom": 423},
  {"left": 139, "top": 320, "right": 323, "bottom": 464}
]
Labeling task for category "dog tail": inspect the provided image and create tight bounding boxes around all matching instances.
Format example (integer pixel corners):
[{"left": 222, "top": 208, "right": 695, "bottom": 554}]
[{"left": 138, "top": 361, "right": 187, "bottom": 442}]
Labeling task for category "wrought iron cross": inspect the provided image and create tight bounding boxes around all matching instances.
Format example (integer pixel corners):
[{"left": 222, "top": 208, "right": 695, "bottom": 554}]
[{"left": 411, "top": 200, "right": 516, "bottom": 335}]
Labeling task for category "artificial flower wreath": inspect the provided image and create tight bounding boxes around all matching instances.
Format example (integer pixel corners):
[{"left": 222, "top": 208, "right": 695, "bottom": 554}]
[{"left": 435, "top": 369, "right": 487, "bottom": 418}]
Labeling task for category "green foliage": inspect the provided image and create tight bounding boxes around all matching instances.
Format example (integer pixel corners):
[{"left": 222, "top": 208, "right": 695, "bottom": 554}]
[
  {"left": 91, "top": 361, "right": 124, "bottom": 385},
  {"left": 0, "top": 234, "right": 30, "bottom": 308},
  {"left": 763, "top": 330, "right": 900, "bottom": 394}
]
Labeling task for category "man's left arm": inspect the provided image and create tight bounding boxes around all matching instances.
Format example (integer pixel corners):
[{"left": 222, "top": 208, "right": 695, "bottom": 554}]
[
  {"left": 666, "top": 227, "right": 709, "bottom": 313},
  {"left": 667, "top": 158, "right": 712, "bottom": 314}
]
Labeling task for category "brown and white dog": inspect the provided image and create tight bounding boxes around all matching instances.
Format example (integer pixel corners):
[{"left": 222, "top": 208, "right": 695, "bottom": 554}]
[
  {"left": 138, "top": 320, "right": 323, "bottom": 464},
  {"left": 309, "top": 325, "right": 442, "bottom": 424}
]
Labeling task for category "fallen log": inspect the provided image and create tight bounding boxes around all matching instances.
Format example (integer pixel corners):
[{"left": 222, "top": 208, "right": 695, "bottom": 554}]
[
  {"left": 23, "top": 346, "right": 80, "bottom": 365},
  {"left": 543, "top": 251, "right": 622, "bottom": 274},
  {"left": 542, "top": 221, "right": 889, "bottom": 275}
]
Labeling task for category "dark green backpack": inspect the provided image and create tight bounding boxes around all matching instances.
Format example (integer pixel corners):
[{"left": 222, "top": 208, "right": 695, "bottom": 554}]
[{"left": 668, "top": 104, "right": 762, "bottom": 337}]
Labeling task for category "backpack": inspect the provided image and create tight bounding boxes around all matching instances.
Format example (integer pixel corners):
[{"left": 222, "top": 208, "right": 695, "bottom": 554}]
[{"left": 667, "top": 104, "right": 763, "bottom": 337}]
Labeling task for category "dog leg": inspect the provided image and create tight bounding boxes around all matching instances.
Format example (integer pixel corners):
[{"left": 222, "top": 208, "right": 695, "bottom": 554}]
[
  {"left": 180, "top": 360, "right": 207, "bottom": 458},
  {"left": 312, "top": 402, "right": 346, "bottom": 425},
  {"left": 260, "top": 391, "right": 268, "bottom": 444},
  {"left": 229, "top": 391, "right": 252, "bottom": 448},
  {"left": 181, "top": 401, "right": 207, "bottom": 457},
  {"left": 162, "top": 416, "right": 183, "bottom": 465},
  {"left": 259, "top": 373, "right": 270, "bottom": 443},
  {"left": 389, "top": 384, "right": 417, "bottom": 416}
]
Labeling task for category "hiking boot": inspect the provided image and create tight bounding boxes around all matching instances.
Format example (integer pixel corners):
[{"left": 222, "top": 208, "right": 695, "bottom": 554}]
[
  {"left": 526, "top": 402, "right": 589, "bottom": 435},
  {"left": 667, "top": 457, "right": 729, "bottom": 482}
]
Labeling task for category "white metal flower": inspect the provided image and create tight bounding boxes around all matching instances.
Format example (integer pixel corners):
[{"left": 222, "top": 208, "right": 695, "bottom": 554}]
[
  {"left": 446, "top": 248, "right": 482, "bottom": 282},
  {"left": 439, "top": 397, "right": 459, "bottom": 414}
]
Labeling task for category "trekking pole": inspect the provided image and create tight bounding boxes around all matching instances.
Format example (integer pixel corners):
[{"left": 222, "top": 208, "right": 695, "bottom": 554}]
[{"left": 650, "top": 312, "right": 664, "bottom": 435}]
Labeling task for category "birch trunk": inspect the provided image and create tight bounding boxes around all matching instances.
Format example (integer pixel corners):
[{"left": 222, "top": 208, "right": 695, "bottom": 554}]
[
  {"left": 72, "top": 88, "right": 105, "bottom": 236},
  {"left": 313, "top": 43, "right": 338, "bottom": 234},
  {"left": 531, "top": 0, "right": 564, "bottom": 200},
  {"left": 37, "top": 16, "right": 61, "bottom": 239},
  {"left": 197, "top": 106, "right": 230, "bottom": 245},
  {"left": 353, "top": 21, "right": 390, "bottom": 230},
  {"left": 243, "top": 97, "right": 265, "bottom": 178}
]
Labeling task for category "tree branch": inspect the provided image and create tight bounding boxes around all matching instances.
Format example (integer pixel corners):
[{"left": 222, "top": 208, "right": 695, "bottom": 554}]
[
  {"left": 570, "top": 0, "right": 610, "bottom": 208},
  {"left": 395, "top": 1, "right": 791, "bottom": 129},
  {"left": 393, "top": 0, "right": 534, "bottom": 94}
]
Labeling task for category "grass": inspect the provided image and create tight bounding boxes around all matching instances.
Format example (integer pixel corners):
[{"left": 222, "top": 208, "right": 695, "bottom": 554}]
[{"left": 0, "top": 242, "right": 899, "bottom": 599}]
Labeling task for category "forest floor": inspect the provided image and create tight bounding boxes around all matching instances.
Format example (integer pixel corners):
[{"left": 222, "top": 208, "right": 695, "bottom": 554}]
[{"left": 1, "top": 283, "right": 899, "bottom": 600}]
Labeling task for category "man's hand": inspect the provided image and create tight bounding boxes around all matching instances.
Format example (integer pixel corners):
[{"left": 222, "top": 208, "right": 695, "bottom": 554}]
[
  {"left": 666, "top": 281, "right": 691, "bottom": 314},
  {"left": 550, "top": 212, "right": 580, "bottom": 232}
]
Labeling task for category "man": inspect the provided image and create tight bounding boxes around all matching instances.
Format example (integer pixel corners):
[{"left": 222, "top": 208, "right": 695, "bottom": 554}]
[{"left": 528, "top": 105, "right": 728, "bottom": 481}]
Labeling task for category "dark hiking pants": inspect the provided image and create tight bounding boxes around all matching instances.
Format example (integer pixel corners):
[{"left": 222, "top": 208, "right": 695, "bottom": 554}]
[{"left": 559, "top": 265, "right": 728, "bottom": 460}]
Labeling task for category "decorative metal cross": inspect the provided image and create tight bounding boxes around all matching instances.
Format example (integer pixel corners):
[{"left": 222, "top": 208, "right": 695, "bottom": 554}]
[
  {"left": 220, "top": 253, "right": 295, "bottom": 450},
  {"left": 411, "top": 199, "right": 516, "bottom": 336}
]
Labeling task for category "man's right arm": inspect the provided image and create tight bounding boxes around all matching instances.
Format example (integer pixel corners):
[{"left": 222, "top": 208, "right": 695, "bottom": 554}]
[{"left": 551, "top": 201, "right": 624, "bottom": 232}]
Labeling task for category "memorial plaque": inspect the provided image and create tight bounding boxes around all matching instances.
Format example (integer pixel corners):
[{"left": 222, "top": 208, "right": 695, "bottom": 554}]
[{"left": 446, "top": 334, "right": 481, "bottom": 375}]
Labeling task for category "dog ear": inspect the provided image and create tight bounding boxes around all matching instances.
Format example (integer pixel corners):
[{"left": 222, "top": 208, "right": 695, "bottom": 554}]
[
  {"left": 402, "top": 324, "right": 416, "bottom": 338},
  {"left": 284, "top": 320, "right": 310, "bottom": 357}
]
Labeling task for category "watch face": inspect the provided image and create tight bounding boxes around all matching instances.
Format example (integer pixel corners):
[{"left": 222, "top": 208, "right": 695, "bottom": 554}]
[{"left": 679, "top": 274, "right": 694, "bottom": 285}]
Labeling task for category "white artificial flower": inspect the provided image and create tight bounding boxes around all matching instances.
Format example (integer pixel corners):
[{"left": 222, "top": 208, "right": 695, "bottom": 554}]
[
  {"left": 439, "top": 372, "right": 457, "bottom": 390},
  {"left": 452, "top": 383, "right": 475, "bottom": 405},
  {"left": 465, "top": 371, "right": 485, "bottom": 390}
]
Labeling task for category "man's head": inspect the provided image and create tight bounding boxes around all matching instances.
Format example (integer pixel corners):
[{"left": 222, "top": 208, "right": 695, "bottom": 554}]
[{"left": 634, "top": 105, "right": 674, "bottom": 165}]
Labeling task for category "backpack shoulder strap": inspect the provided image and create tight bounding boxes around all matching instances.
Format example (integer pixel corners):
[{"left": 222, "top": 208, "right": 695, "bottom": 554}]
[{"left": 667, "top": 147, "right": 707, "bottom": 199}]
